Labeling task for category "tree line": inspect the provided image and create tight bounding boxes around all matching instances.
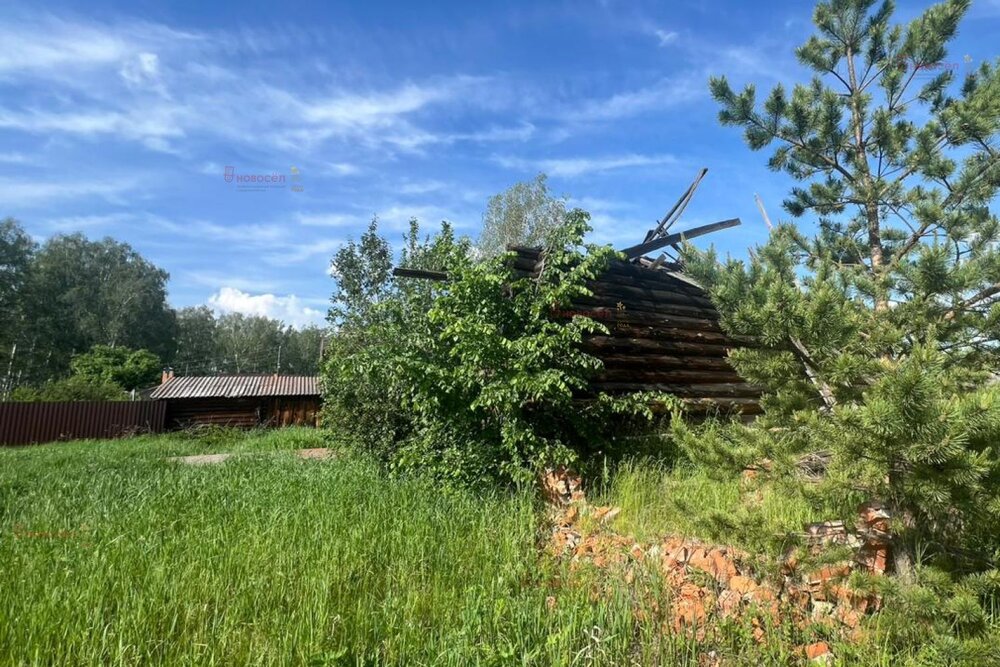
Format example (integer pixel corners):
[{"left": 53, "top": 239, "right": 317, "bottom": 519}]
[{"left": 0, "top": 218, "right": 326, "bottom": 399}]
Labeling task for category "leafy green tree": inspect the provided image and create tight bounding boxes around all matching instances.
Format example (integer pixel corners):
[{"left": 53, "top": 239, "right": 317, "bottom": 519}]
[
  {"left": 327, "top": 217, "right": 393, "bottom": 327},
  {"left": 17, "top": 234, "right": 175, "bottom": 381},
  {"left": 278, "top": 325, "right": 326, "bottom": 375},
  {"left": 0, "top": 218, "right": 35, "bottom": 397},
  {"left": 172, "top": 306, "right": 219, "bottom": 373},
  {"left": 324, "top": 218, "right": 474, "bottom": 455},
  {"left": 0, "top": 218, "right": 34, "bottom": 344},
  {"left": 212, "top": 313, "right": 286, "bottom": 374},
  {"left": 478, "top": 173, "right": 567, "bottom": 258},
  {"left": 687, "top": 0, "right": 1000, "bottom": 576},
  {"left": 171, "top": 307, "right": 325, "bottom": 375},
  {"left": 70, "top": 345, "right": 161, "bottom": 391}
]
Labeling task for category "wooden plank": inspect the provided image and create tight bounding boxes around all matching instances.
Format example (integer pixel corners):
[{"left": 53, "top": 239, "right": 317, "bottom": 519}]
[
  {"left": 591, "top": 382, "right": 762, "bottom": 398},
  {"left": 552, "top": 307, "right": 724, "bottom": 332},
  {"left": 583, "top": 335, "right": 737, "bottom": 357},
  {"left": 599, "top": 353, "right": 735, "bottom": 370},
  {"left": 596, "top": 368, "right": 745, "bottom": 383},
  {"left": 575, "top": 294, "right": 718, "bottom": 319},
  {"left": 618, "top": 218, "right": 741, "bottom": 260},
  {"left": 393, "top": 267, "right": 449, "bottom": 281},
  {"left": 588, "top": 282, "right": 716, "bottom": 308}
]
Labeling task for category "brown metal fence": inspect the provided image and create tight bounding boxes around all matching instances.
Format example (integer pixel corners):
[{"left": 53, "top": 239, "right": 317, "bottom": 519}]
[{"left": 0, "top": 401, "right": 167, "bottom": 446}]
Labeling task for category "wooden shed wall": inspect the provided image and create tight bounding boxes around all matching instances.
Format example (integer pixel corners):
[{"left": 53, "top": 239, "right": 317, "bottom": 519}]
[
  {"left": 164, "top": 396, "right": 320, "bottom": 429},
  {"left": 264, "top": 397, "right": 321, "bottom": 427},
  {"left": 511, "top": 247, "right": 762, "bottom": 416},
  {"left": 165, "top": 398, "right": 261, "bottom": 428}
]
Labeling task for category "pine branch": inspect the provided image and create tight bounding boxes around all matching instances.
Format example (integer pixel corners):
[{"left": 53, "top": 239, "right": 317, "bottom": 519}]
[{"left": 944, "top": 283, "right": 1000, "bottom": 321}]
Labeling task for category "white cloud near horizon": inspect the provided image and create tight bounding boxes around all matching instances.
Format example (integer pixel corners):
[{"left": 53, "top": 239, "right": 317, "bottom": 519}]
[{"left": 207, "top": 286, "right": 325, "bottom": 328}]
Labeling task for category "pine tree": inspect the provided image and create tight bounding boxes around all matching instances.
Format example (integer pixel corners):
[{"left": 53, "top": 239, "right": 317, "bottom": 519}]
[{"left": 686, "top": 0, "right": 1000, "bottom": 576}]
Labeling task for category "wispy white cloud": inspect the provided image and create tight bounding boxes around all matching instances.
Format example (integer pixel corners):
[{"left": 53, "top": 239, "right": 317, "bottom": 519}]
[
  {"left": 323, "top": 162, "right": 360, "bottom": 176},
  {"left": 295, "top": 212, "right": 359, "bottom": 227},
  {"left": 0, "top": 17, "right": 130, "bottom": 74},
  {"left": 493, "top": 153, "right": 678, "bottom": 178},
  {"left": 561, "top": 75, "right": 704, "bottom": 123},
  {"left": 156, "top": 218, "right": 288, "bottom": 245},
  {"left": 297, "top": 82, "right": 454, "bottom": 126},
  {"left": 0, "top": 152, "right": 30, "bottom": 164},
  {"left": 0, "top": 107, "right": 186, "bottom": 147},
  {"left": 157, "top": 215, "right": 345, "bottom": 269},
  {"left": 652, "top": 28, "right": 678, "bottom": 46},
  {"left": 262, "top": 239, "right": 344, "bottom": 266},
  {"left": 207, "top": 286, "right": 325, "bottom": 328},
  {"left": 0, "top": 177, "right": 138, "bottom": 205},
  {"left": 35, "top": 212, "right": 134, "bottom": 232},
  {"left": 184, "top": 271, "right": 279, "bottom": 293},
  {"left": 397, "top": 179, "right": 448, "bottom": 195}
]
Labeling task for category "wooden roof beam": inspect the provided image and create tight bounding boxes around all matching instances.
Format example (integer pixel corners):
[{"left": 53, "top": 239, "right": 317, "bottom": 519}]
[
  {"left": 392, "top": 267, "right": 449, "bottom": 281},
  {"left": 618, "top": 218, "right": 741, "bottom": 260}
]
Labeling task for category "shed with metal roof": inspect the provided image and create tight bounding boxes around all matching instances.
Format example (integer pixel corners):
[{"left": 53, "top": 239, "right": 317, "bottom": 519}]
[{"left": 151, "top": 373, "right": 321, "bottom": 428}]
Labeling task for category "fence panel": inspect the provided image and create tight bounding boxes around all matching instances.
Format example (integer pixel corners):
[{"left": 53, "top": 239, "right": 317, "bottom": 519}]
[{"left": 0, "top": 401, "right": 166, "bottom": 446}]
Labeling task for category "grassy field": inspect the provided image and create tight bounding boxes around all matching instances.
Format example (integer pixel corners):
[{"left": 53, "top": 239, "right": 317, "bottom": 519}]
[
  {"left": 7, "top": 430, "right": 992, "bottom": 665},
  {"left": 0, "top": 429, "right": 693, "bottom": 666}
]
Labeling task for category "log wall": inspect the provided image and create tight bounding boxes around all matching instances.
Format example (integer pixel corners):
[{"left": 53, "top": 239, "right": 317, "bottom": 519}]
[{"left": 510, "top": 247, "right": 762, "bottom": 416}]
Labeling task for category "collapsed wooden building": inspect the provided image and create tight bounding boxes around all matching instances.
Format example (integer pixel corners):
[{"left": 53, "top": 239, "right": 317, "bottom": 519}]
[
  {"left": 394, "top": 169, "right": 763, "bottom": 417},
  {"left": 507, "top": 245, "right": 762, "bottom": 417}
]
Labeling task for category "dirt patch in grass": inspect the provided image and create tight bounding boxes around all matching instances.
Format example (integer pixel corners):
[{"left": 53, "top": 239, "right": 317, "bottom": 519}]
[{"left": 167, "top": 448, "right": 335, "bottom": 465}]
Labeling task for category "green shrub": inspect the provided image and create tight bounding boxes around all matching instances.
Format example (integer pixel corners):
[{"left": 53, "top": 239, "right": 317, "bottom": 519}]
[
  {"left": 322, "top": 212, "right": 673, "bottom": 486},
  {"left": 69, "top": 344, "right": 161, "bottom": 391},
  {"left": 9, "top": 375, "right": 127, "bottom": 401}
]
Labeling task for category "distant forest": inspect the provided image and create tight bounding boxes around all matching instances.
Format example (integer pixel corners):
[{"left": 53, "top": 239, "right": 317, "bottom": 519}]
[{"left": 0, "top": 217, "right": 326, "bottom": 398}]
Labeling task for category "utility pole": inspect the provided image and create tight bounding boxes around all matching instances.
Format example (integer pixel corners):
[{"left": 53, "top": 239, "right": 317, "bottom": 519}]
[{"left": 276, "top": 344, "right": 282, "bottom": 374}]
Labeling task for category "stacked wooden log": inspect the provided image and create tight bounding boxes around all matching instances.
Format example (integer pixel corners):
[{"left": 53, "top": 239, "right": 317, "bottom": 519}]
[{"left": 509, "top": 246, "right": 762, "bottom": 416}]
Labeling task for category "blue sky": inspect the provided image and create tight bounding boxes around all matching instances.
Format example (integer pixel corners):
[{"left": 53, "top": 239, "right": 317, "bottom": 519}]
[{"left": 3, "top": 0, "right": 999, "bottom": 327}]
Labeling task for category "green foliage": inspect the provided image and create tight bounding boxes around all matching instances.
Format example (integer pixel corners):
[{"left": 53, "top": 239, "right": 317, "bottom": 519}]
[
  {"left": 685, "top": 0, "right": 1000, "bottom": 576},
  {"left": 172, "top": 306, "right": 218, "bottom": 370},
  {"left": 10, "top": 375, "right": 127, "bottom": 402},
  {"left": 674, "top": 346, "right": 1000, "bottom": 566},
  {"left": 1, "top": 221, "right": 327, "bottom": 391},
  {"left": 322, "top": 219, "right": 474, "bottom": 459},
  {"left": 478, "top": 173, "right": 568, "bottom": 258},
  {"left": 172, "top": 307, "right": 325, "bottom": 375},
  {"left": 70, "top": 345, "right": 161, "bottom": 391},
  {"left": 0, "top": 218, "right": 35, "bottom": 351},
  {"left": 6, "top": 232, "right": 176, "bottom": 384},
  {"left": 0, "top": 430, "right": 618, "bottom": 666},
  {"left": 323, "top": 212, "right": 671, "bottom": 486},
  {"left": 327, "top": 216, "right": 393, "bottom": 327},
  {"left": 849, "top": 565, "right": 1000, "bottom": 665}
]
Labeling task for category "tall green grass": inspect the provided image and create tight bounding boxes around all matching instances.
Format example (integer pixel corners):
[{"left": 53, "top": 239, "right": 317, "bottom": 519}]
[
  {"left": 8, "top": 432, "right": 974, "bottom": 665},
  {"left": 592, "top": 460, "right": 852, "bottom": 558},
  {"left": 0, "top": 430, "right": 691, "bottom": 666}
]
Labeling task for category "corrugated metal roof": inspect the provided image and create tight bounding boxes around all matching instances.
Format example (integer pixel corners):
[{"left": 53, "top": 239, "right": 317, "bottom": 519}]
[{"left": 150, "top": 375, "right": 319, "bottom": 400}]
